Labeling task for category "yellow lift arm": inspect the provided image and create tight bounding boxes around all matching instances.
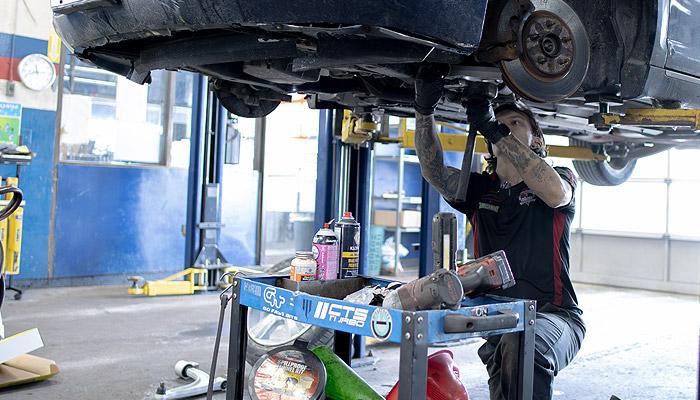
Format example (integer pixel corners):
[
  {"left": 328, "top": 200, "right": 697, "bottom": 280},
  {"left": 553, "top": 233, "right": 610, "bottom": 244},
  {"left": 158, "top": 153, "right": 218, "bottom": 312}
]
[
  {"left": 396, "top": 119, "right": 607, "bottom": 161},
  {"left": 590, "top": 108, "right": 700, "bottom": 131}
]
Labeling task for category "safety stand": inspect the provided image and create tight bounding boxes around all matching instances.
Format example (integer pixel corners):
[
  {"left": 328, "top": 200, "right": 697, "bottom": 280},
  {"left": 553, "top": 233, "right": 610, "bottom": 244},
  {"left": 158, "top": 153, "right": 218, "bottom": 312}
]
[{"left": 226, "top": 276, "right": 536, "bottom": 400}]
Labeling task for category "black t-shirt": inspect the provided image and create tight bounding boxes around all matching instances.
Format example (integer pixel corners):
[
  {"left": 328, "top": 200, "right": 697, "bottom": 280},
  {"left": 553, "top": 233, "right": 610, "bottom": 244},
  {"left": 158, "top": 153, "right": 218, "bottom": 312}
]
[{"left": 448, "top": 167, "right": 582, "bottom": 315}]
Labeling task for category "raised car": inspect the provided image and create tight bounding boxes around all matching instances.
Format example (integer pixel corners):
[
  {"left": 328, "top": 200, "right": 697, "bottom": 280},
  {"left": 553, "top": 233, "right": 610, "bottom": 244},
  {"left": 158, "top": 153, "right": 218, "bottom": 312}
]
[{"left": 52, "top": 0, "right": 700, "bottom": 185}]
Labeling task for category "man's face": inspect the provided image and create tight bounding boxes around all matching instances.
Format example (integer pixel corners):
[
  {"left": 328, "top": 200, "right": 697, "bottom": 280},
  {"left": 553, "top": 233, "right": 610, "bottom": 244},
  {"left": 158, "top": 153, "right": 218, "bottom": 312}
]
[{"left": 493, "top": 109, "right": 537, "bottom": 157}]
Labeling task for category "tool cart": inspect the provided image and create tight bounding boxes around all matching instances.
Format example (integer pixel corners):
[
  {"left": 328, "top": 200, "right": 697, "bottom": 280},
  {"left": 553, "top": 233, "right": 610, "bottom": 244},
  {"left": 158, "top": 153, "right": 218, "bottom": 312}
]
[{"left": 226, "top": 275, "right": 535, "bottom": 400}]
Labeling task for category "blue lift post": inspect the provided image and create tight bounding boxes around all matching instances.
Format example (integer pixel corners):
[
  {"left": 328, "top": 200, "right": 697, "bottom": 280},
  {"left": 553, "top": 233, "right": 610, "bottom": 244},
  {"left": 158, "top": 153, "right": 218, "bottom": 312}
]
[
  {"left": 184, "top": 75, "right": 230, "bottom": 287},
  {"left": 184, "top": 75, "right": 206, "bottom": 269},
  {"left": 314, "top": 109, "right": 374, "bottom": 363}
]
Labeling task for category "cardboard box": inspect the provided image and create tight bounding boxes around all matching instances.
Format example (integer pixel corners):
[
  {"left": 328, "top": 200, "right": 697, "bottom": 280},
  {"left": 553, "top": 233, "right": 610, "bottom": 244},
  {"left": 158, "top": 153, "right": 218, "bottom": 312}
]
[{"left": 373, "top": 210, "right": 422, "bottom": 229}]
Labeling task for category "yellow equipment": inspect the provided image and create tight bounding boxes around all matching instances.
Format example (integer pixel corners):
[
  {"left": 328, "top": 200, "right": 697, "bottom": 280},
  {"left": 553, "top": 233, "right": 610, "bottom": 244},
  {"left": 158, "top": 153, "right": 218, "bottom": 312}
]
[
  {"left": 128, "top": 266, "right": 261, "bottom": 296},
  {"left": 128, "top": 268, "right": 208, "bottom": 296},
  {"left": 0, "top": 177, "right": 7, "bottom": 275},
  {"left": 127, "top": 265, "right": 262, "bottom": 296},
  {"left": 341, "top": 110, "right": 380, "bottom": 144},
  {"left": 590, "top": 108, "right": 700, "bottom": 131},
  {"left": 4, "top": 177, "right": 22, "bottom": 276},
  {"left": 397, "top": 118, "right": 607, "bottom": 161}
]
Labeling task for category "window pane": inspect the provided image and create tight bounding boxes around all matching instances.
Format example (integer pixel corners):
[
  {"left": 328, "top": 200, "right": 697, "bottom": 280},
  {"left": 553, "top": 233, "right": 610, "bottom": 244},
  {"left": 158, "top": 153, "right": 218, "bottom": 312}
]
[
  {"left": 169, "top": 72, "right": 195, "bottom": 168},
  {"left": 260, "top": 101, "right": 320, "bottom": 264},
  {"left": 668, "top": 181, "right": 700, "bottom": 237},
  {"left": 580, "top": 182, "right": 667, "bottom": 234},
  {"left": 60, "top": 57, "right": 166, "bottom": 164},
  {"left": 629, "top": 150, "right": 668, "bottom": 180},
  {"left": 670, "top": 148, "right": 700, "bottom": 180}
]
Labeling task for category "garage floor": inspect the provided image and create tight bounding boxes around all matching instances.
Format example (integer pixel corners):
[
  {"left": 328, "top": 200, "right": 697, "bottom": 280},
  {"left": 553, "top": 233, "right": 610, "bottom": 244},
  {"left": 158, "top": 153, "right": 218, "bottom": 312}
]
[{"left": 2, "top": 284, "right": 698, "bottom": 399}]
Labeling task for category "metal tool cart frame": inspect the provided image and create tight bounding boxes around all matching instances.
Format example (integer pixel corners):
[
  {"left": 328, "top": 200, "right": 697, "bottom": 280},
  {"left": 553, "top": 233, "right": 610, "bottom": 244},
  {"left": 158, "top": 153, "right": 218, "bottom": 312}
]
[{"left": 226, "top": 275, "right": 536, "bottom": 400}]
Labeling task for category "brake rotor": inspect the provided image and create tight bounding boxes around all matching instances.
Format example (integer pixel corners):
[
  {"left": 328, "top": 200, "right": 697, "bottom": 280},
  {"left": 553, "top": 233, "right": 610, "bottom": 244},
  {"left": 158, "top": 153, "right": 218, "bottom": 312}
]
[{"left": 500, "top": 0, "right": 590, "bottom": 103}]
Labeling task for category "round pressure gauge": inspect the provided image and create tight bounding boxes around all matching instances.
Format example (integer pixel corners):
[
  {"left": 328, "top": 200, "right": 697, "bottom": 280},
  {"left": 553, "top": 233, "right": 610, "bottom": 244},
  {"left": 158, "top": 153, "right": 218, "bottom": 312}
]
[{"left": 17, "top": 54, "right": 57, "bottom": 91}]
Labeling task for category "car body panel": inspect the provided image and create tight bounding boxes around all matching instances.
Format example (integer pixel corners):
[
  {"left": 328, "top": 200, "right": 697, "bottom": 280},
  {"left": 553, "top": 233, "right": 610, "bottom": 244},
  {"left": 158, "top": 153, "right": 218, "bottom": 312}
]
[
  {"left": 53, "top": 0, "right": 489, "bottom": 52},
  {"left": 665, "top": 0, "right": 700, "bottom": 77}
]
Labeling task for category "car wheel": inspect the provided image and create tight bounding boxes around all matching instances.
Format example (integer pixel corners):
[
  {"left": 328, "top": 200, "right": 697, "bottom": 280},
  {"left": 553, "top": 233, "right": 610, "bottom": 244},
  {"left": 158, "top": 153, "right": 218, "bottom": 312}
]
[
  {"left": 570, "top": 139, "right": 637, "bottom": 186},
  {"left": 214, "top": 83, "right": 281, "bottom": 118}
]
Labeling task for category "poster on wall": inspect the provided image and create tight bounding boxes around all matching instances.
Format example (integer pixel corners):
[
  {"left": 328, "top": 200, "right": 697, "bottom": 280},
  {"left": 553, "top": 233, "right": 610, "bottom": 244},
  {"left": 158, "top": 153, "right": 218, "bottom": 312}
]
[{"left": 0, "top": 102, "right": 22, "bottom": 146}]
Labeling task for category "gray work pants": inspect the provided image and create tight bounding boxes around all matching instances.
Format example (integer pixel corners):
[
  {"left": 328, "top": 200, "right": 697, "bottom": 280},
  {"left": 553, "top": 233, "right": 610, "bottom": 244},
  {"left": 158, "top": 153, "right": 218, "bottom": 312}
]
[{"left": 478, "top": 304, "right": 585, "bottom": 400}]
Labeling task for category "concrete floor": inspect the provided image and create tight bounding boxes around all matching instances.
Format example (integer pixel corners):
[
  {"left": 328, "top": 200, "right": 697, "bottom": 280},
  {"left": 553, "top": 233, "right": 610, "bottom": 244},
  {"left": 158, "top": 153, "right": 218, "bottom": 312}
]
[{"left": 1, "top": 283, "right": 698, "bottom": 399}]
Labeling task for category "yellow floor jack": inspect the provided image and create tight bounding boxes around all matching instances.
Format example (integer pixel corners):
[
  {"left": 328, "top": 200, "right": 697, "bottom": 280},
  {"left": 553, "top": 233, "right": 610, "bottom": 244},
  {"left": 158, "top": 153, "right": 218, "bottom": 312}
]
[{"left": 127, "top": 266, "right": 261, "bottom": 297}]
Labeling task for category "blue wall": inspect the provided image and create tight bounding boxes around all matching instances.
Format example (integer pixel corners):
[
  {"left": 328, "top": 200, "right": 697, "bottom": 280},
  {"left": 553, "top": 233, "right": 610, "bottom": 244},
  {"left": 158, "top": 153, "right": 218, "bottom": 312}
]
[
  {"left": 52, "top": 164, "right": 189, "bottom": 277},
  {"left": 0, "top": 108, "right": 56, "bottom": 279}
]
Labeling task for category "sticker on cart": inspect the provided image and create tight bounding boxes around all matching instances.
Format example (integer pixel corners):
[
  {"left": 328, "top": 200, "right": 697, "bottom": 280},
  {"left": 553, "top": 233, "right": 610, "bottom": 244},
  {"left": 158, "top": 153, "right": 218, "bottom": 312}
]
[
  {"left": 243, "top": 281, "right": 262, "bottom": 297},
  {"left": 258, "top": 286, "right": 297, "bottom": 320},
  {"left": 312, "top": 301, "right": 369, "bottom": 329},
  {"left": 370, "top": 307, "right": 393, "bottom": 341},
  {"left": 264, "top": 287, "right": 286, "bottom": 309}
]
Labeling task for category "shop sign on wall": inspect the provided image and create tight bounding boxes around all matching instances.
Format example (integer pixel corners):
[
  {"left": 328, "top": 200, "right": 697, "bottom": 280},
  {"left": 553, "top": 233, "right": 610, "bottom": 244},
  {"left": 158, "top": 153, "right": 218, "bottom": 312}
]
[{"left": 0, "top": 102, "right": 22, "bottom": 146}]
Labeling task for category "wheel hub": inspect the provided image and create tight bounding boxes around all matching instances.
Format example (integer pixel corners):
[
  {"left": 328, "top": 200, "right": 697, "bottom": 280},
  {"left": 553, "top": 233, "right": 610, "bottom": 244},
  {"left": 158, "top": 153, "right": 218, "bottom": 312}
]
[
  {"left": 499, "top": 0, "right": 590, "bottom": 103},
  {"left": 523, "top": 12, "right": 574, "bottom": 79}
]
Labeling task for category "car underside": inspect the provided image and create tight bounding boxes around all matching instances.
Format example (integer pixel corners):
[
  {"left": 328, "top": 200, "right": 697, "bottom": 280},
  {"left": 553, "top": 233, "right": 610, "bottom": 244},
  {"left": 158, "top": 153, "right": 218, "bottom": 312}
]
[{"left": 53, "top": 0, "right": 700, "bottom": 185}]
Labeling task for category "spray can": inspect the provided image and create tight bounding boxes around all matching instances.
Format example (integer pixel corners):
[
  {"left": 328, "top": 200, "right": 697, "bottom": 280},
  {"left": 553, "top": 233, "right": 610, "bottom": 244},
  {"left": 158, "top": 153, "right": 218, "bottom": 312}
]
[
  {"left": 312, "top": 222, "right": 339, "bottom": 280},
  {"left": 335, "top": 212, "right": 360, "bottom": 278}
]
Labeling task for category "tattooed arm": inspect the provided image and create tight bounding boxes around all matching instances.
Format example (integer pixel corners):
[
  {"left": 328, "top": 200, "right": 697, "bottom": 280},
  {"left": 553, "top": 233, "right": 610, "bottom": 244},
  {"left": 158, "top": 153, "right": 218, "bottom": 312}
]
[
  {"left": 414, "top": 113, "right": 462, "bottom": 201},
  {"left": 493, "top": 135, "right": 572, "bottom": 208}
]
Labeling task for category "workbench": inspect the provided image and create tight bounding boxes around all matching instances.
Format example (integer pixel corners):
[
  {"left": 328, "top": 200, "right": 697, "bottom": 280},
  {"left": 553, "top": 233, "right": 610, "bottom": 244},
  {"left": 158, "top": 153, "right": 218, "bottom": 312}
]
[{"left": 226, "top": 276, "right": 535, "bottom": 400}]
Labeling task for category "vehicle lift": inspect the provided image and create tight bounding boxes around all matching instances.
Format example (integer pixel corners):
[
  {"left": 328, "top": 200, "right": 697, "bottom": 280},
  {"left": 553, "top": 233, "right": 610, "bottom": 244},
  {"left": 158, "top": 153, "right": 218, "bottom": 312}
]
[{"left": 129, "top": 76, "right": 242, "bottom": 298}]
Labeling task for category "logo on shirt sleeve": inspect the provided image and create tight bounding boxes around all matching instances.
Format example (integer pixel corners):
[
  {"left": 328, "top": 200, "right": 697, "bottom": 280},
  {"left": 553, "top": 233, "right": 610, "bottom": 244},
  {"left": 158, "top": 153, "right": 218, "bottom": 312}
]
[
  {"left": 478, "top": 202, "right": 500, "bottom": 213},
  {"left": 518, "top": 189, "right": 537, "bottom": 206}
]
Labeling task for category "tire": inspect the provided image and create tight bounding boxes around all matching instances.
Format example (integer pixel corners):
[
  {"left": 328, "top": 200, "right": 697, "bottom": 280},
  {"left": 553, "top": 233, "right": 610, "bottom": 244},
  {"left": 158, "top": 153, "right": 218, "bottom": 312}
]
[
  {"left": 245, "top": 313, "right": 334, "bottom": 366},
  {"left": 570, "top": 139, "right": 637, "bottom": 186}
]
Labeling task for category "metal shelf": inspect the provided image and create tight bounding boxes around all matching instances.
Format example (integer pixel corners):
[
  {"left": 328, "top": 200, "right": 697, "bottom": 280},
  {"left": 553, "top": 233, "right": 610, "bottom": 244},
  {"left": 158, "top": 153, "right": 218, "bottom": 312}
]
[
  {"left": 0, "top": 153, "right": 33, "bottom": 165},
  {"left": 383, "top": 226, "right": 421, "bottom": 233},
  {"left": 374, "top": 193, "right": 422, "bottom": 204},
  {"left": 375, "top": 154, "right": 420, "bottom": 164}
]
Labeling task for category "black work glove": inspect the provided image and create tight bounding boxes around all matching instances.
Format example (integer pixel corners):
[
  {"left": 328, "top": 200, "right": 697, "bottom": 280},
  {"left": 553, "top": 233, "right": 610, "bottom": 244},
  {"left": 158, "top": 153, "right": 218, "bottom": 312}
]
[
  {"left": 413, "top": 65, "right": 448, "bottom": 116},
  {"left": 466, "top": 96, "right": 510, "bottom": 144}
]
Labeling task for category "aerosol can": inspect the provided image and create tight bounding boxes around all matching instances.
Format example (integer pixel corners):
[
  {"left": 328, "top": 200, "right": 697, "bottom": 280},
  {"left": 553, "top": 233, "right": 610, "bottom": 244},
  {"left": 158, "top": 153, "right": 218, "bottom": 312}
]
[
  {"left": 312, "top": 221, "right": 339, "bottom": 280},
  {"left": 335, "top": 212, "right": 360, "bottom": 279}
]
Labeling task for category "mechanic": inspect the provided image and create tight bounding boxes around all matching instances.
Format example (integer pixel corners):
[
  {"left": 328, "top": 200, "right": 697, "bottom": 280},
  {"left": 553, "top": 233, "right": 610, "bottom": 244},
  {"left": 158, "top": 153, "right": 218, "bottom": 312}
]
[{"left": 412, "top": 66, "right": 586, "bottom": 400}]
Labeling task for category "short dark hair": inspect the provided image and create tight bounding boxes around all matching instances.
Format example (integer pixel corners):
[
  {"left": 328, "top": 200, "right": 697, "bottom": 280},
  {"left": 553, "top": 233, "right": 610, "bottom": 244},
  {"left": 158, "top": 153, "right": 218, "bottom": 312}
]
[{"left": 483, "top": 101, "right": 547, "bottom": 173}]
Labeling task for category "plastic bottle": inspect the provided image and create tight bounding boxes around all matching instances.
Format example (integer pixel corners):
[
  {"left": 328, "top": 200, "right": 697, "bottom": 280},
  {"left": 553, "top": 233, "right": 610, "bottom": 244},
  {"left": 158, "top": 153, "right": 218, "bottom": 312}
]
[
  {"left": 334, "top": 212, "right": 360, "bottom": 279},
  {"left": 312, "top": 222, "right": 339, "bottom": 280},
  {"left": 311, "top": 346, "right": 383, "bottom": 400},
  {"left": 290, "top": 251, "right": 317, "bottom": 282}
]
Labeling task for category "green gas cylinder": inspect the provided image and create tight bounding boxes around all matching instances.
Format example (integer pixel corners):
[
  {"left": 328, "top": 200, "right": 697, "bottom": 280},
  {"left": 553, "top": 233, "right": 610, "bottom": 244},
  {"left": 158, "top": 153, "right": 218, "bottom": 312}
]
[{"left": 311, "top": 346, "right": 384, "bottom": 400}]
